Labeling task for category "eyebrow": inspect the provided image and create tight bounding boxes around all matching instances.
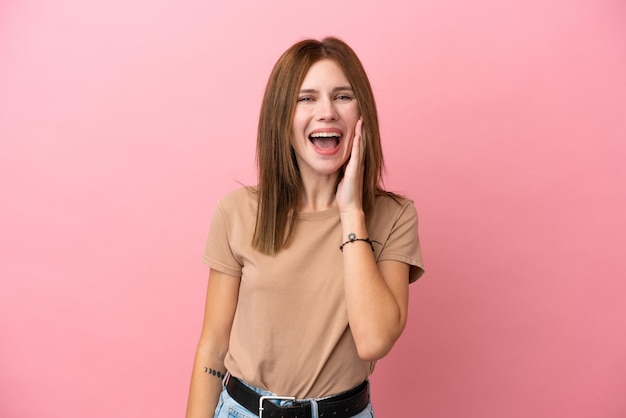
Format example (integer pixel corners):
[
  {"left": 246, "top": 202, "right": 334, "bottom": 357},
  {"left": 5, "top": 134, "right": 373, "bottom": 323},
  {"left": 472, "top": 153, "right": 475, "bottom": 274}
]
[{"left": 298, "top": 86, "right": 354, "bottom": 94}]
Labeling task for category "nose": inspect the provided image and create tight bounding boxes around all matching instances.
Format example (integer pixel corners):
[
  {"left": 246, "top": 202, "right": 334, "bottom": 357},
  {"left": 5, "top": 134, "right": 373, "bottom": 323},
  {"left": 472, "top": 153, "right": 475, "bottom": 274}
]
[{"left": 316, "top": 98, "right": 338, "bottom": 121}]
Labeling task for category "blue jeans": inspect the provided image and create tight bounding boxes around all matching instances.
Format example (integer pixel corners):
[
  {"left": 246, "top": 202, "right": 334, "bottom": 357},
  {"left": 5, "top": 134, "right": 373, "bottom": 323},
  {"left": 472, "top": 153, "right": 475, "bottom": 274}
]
[{"left": 213, "top": 378, "right": 375, "bottom": 418}]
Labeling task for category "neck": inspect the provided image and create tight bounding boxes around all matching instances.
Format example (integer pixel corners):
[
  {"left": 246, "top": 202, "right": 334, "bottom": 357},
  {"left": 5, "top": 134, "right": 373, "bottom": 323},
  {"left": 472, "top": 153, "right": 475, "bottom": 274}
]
[{"left": 299, "top": 173, "right": 339, "bottom": 212}]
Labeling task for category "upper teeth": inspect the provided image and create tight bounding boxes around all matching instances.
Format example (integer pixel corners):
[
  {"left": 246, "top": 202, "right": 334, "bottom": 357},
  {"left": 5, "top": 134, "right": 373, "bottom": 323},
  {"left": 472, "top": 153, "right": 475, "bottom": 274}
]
[{"left": 310, "top": 132, "right": 340, "bottom": 138}]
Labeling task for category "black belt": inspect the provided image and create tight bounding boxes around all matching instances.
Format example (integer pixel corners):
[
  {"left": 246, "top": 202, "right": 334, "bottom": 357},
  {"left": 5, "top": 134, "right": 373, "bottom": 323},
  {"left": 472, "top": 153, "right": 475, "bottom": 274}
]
[{"left": 225, "top": 376, "right": 370, "bottom": 418}]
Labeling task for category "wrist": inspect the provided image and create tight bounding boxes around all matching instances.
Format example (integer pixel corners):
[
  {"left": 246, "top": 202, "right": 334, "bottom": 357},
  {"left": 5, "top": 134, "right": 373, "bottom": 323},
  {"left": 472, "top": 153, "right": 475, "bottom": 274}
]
[
  {"left": 340, "top": 208, "right": 365, "bottom": 228},
  {"left": 339, "top": 234, "right": 380, "bottom": 252}
]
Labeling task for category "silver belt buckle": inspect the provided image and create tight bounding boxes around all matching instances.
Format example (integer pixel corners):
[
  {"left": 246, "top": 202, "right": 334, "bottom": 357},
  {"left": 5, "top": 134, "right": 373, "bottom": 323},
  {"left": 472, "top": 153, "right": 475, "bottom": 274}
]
[{"left": 258, "top": 395, "right": 296, "bottom": 418}]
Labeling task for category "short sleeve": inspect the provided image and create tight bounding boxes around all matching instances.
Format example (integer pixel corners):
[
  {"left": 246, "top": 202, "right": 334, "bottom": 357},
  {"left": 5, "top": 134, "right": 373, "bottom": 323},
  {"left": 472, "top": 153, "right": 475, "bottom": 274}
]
[
  {"left": 202, "top": 199, "right": 243, "bottom": 278},
  {"left": 377, "top": 200, "right": 425, "bottom": 283}
]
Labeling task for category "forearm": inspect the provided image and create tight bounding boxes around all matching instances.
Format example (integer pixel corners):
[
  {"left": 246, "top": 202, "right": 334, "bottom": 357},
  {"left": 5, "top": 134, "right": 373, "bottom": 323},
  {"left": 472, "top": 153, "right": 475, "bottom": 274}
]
[
  {"left": 187, "top": 269, "right": 240, "bottom": 417},
  {"left": 340, "top": 210, "right": 407, "bottom": 361},
  {"left": 186, "top": 345, "right": 226, "bottom": 418}
]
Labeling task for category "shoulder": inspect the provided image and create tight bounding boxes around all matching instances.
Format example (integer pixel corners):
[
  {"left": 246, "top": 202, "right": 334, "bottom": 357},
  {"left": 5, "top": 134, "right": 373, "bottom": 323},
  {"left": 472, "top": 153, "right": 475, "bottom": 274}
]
[
  {"left": 208, "top": 187, "right": 258, "bottom": 243},
  {"left": 216, "top": 186, "right": 258, "bottom": 211},
  {"left": 372, "top": 192, "right": 416, "bottom": 220},
  {"left": 211, "top": 187, "right": 258, "bottom": 228},
  {"left": 369, "top": 192, "right": 419, "bottom": 238}
]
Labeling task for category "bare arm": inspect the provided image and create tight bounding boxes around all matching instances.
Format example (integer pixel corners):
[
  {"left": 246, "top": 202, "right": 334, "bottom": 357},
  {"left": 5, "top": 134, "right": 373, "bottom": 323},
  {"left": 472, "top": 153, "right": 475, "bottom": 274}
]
[
  {"left": 186, "top": 269, "right": 240, "bottom": 418},
  {"left": 340, "top": 213, "right": 410, "bottom": 361},
  {"left": 336, "top": 119, "right": 410, "bottom": 361}
]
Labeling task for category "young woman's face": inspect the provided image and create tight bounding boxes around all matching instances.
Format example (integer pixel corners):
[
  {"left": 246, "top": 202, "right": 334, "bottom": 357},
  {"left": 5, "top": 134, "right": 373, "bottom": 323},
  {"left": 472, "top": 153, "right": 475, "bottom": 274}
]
[{"left": 290, "top": 59, "right": 361, "bottom": 180}]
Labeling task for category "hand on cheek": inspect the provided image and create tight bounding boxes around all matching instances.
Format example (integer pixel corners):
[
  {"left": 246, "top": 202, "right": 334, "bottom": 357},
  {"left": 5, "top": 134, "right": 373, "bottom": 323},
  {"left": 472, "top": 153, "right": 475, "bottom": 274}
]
[{"left": 336, "top": 118, "right": 365, "bottom": 214}]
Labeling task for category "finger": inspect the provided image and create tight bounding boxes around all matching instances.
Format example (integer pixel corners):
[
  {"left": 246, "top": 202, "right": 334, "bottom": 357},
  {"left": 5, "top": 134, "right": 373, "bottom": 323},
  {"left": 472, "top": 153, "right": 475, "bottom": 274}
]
[
  {"left": 354, "top": 117, "right": 363, "bottom": 145},
  {"left": 353, "top": 118, "right": 365, "bottom": 167},
  {"left": 343, "top": 118, "right": 364, "bottom": 178},
  {"left": 357, "top": 118, "right": 365, "bottom": 161}
]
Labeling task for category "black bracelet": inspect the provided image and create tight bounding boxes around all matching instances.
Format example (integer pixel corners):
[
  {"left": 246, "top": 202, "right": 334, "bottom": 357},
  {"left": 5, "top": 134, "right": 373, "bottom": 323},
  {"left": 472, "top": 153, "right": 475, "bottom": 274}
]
[{"left": 339, "top": 233, "right": 381, "bottom": 252}]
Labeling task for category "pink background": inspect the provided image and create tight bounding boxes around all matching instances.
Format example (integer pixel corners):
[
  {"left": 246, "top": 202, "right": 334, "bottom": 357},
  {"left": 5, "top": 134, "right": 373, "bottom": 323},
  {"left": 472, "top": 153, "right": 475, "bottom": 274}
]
[{"left": 1, "top": 1, "right": 625, "bottom": 417}]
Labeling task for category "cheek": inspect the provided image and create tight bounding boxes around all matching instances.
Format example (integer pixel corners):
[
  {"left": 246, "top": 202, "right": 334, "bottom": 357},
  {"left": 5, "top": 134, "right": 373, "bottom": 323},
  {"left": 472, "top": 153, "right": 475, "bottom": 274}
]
[
  {"left": 291, "top": 112, "right": 309, "bottom": 135},
  {"left": 345, "top": 106, "right": 361, "bottom": 126}
]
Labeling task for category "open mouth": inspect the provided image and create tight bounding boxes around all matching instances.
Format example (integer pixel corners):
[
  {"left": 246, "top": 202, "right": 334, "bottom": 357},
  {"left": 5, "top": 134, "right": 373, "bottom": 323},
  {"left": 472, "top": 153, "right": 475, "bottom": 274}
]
[{"left": 309, "top": 131, "right": 342, "bottom": 149}]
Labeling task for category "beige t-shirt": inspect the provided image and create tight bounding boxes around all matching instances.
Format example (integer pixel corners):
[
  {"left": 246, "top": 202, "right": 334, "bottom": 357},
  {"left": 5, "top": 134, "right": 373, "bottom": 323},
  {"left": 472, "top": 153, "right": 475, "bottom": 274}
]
[{"left": 203, "top": 187, "right": 424, "bottom": 398}]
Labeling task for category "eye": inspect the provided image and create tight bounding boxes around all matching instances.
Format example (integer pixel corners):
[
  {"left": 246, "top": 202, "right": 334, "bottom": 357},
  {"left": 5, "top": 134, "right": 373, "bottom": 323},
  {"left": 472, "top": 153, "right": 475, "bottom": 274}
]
[
  {"left": 336, "top": 94, "right": 354, "bottom": 101},
  {"left": 297, "top": 96, "right": 313, "bottom": 102}
]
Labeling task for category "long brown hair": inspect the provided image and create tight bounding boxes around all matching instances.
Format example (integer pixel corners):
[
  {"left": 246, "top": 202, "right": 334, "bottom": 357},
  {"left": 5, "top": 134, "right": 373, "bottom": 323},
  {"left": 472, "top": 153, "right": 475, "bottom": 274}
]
[{"left": 252, "top": 37, "right": 389, "bottom": 254}]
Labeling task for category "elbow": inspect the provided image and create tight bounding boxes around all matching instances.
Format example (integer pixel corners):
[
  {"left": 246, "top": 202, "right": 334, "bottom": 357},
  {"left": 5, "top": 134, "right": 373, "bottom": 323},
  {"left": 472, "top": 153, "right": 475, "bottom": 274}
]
[
  {"left": 352, "top": 316, "right": 407, "bottom": 361},
  {"left": 354, "top": 334, "right": 397, "bottom": 361}
]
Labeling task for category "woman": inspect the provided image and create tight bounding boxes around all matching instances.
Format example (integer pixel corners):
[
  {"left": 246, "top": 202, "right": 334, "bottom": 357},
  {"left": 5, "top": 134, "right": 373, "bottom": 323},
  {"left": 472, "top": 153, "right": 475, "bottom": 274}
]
[{"left": 186, "top": 37, "right": 424, "bottom": 418}]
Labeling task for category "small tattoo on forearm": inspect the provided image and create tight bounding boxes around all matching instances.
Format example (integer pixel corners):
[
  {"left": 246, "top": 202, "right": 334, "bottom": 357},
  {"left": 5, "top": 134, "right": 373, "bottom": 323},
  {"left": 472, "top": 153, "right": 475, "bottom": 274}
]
[{"left": 204, "top": 367, "right": 226, "bottom": 379}]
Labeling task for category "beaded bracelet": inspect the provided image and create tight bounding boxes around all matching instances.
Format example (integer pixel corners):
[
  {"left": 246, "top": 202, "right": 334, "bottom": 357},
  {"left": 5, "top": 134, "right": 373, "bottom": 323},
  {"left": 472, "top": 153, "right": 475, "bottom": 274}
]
[{"left": 339, "top": 233, "right": 381, "bottom": 252}]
